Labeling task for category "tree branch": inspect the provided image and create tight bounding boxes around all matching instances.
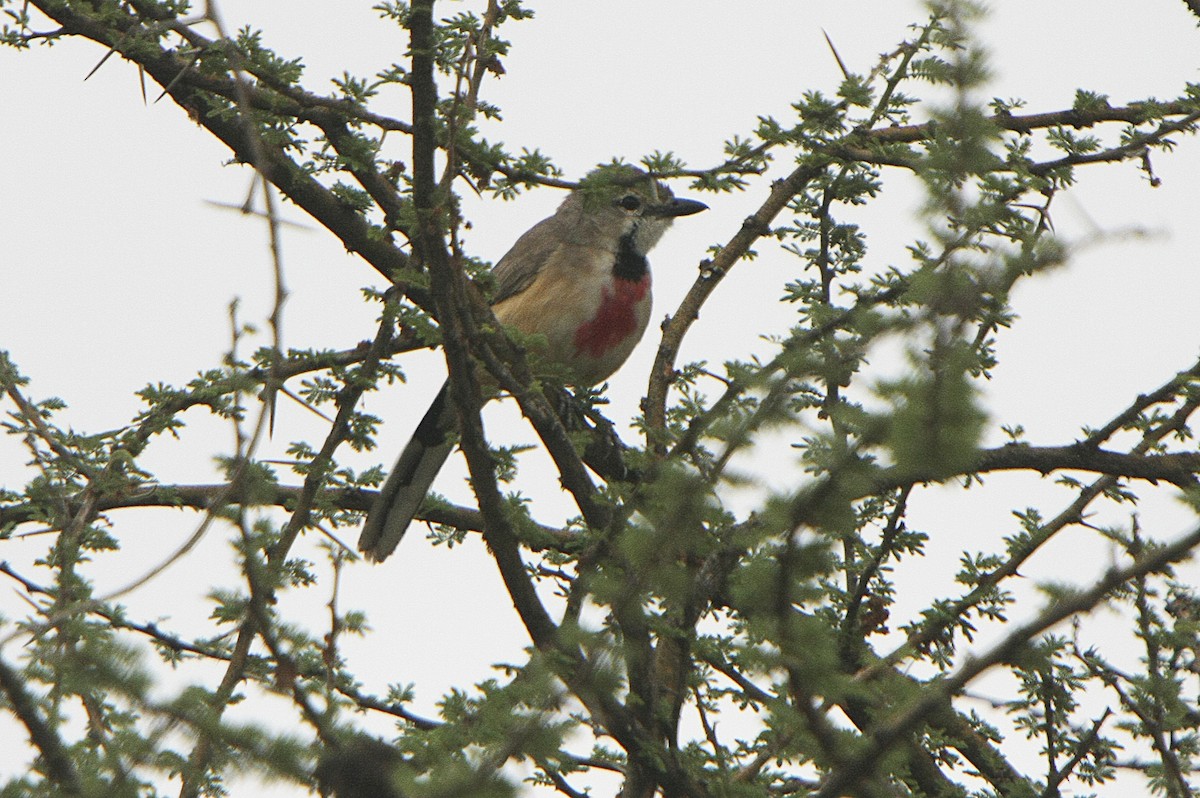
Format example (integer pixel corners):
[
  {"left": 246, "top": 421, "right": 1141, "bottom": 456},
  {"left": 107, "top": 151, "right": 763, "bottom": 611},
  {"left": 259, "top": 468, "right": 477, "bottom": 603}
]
[
  {"left": 0, "top": 482, "right": 572, "bottom": 549},
  {"left": 646, "top": 160, "right": 828, "bottom": 450},
  {"left": 815, "top": 521, "right": 1200, "bottom": 798},
  {"left": 0, "top": 655, "right": 82, "bottom": 795}
]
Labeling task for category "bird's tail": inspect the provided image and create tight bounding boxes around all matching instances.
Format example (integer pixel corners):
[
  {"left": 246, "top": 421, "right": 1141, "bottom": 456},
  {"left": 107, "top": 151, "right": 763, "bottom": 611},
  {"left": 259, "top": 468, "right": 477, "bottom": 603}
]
[{"left": 359, "top": 381, "right": 457, "bottom": 561}]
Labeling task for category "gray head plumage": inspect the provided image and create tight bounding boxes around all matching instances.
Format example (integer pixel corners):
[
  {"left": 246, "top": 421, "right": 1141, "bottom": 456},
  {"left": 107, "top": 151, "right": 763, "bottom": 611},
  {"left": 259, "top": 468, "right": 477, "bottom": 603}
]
[{"left": 552, "top": 165, "right": 708, "bottom": 255}]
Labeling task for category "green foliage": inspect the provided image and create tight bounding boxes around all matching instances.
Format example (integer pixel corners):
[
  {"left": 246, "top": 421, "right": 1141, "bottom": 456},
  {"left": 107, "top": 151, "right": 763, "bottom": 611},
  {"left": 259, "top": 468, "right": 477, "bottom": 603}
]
[{"left": 880, "top": 341, "right": 987, "bottom": 480}]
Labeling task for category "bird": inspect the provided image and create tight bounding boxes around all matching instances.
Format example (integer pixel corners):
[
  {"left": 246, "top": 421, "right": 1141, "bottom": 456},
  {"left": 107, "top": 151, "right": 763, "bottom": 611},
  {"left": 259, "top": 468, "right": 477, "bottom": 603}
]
[{"left": 358, "top": 165, "right": 707, "bottom": 562}]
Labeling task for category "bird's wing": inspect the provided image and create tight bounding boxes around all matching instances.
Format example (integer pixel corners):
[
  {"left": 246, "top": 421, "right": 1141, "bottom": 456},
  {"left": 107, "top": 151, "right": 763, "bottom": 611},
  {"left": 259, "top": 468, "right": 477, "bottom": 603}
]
[{"left": 489, "top": 216, "right": 567, "bottom": 305}]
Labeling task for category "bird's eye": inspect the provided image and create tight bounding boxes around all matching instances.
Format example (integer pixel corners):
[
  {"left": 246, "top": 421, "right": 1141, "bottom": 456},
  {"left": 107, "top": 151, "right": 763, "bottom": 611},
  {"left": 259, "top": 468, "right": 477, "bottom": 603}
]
[{"left": 617, "top": 194, "right": 642, "bottom": 211}]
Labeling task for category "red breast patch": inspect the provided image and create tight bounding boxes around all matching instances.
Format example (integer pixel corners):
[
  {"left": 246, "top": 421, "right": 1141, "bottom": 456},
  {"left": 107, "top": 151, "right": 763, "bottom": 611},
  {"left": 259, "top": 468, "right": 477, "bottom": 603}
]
[{"left": 573, "top": 275, "right": 650, "bottom": 358}]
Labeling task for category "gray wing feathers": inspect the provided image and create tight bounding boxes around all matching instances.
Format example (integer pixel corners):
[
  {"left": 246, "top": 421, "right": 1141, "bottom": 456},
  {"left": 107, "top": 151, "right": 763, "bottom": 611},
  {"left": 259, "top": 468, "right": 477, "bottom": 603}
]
[
  {"left": 491, "top": 216, "right": 567, "bottom": 305},
  {"left": 359, "top": 382, "right": 457, "bottom": 561}
]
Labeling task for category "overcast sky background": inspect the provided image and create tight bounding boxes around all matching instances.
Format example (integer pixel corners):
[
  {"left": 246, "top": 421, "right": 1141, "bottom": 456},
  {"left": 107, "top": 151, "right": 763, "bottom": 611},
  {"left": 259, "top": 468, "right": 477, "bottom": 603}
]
[{"left": 3, "top": 1, "right": 1200, "bottom": 794}]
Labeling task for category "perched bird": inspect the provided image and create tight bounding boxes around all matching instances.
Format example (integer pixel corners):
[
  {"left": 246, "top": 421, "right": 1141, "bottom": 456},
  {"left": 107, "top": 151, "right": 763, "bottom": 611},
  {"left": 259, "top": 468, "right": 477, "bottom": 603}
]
[{"left": 359, "top": 165, "right": 707, "bottom": 561}]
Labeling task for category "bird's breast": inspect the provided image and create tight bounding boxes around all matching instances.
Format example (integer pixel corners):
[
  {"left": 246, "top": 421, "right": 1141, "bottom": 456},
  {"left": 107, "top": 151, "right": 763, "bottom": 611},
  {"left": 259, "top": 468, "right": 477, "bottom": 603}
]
[
  {"left": 494, "top": 257, "right": 653, "bottom": 386},
  {"left": 565, "top": 270, "right": 652, "bottom": 384},
  {"left": 572, "top": 275, "right": 650, "bottom": 359}
]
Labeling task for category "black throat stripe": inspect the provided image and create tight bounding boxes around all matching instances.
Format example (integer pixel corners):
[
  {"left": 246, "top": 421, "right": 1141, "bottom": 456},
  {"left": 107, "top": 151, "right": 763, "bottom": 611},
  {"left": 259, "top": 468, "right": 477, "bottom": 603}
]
[{"left": 614, "top": 231, "right": 649, "bottom": 281}]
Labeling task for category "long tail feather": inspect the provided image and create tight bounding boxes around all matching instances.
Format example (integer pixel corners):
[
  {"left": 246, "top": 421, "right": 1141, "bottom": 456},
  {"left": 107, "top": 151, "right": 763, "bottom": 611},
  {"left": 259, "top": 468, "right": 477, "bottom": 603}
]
[{"left": 359, "top": 382, "right": 456, "bottom": 561}]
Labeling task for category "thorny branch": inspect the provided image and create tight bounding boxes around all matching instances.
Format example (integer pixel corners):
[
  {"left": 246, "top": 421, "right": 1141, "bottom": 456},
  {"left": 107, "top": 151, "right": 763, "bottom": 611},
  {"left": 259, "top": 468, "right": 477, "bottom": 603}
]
[{"left": 816, "top": 521, "right": 1200, "bottom": 798}]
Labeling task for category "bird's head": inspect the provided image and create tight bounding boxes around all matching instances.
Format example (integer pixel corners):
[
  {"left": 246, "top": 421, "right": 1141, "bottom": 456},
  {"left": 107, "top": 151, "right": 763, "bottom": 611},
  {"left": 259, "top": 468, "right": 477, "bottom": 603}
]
[{"left": 558, "top": 164, "right": 708, "bottom": 255}]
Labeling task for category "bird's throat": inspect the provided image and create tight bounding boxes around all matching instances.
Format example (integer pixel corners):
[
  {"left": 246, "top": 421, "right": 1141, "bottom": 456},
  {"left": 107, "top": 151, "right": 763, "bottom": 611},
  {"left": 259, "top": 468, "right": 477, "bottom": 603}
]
[{"left": 613, "top": 230, "right": 649, "bottom": 281}]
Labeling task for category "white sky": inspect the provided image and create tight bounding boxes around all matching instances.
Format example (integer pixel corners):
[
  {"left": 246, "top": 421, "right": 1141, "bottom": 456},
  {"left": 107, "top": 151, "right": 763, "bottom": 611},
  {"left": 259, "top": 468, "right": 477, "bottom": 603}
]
[{"left": 2, "top": 1, "right": 1200, "bottom": 794}]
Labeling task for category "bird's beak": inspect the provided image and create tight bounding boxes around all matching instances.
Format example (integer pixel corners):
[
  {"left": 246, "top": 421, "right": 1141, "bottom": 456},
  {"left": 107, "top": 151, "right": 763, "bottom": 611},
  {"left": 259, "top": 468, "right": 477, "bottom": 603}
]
[{"left": 650, "top": 197, "right": 709, "bottom": 218}]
